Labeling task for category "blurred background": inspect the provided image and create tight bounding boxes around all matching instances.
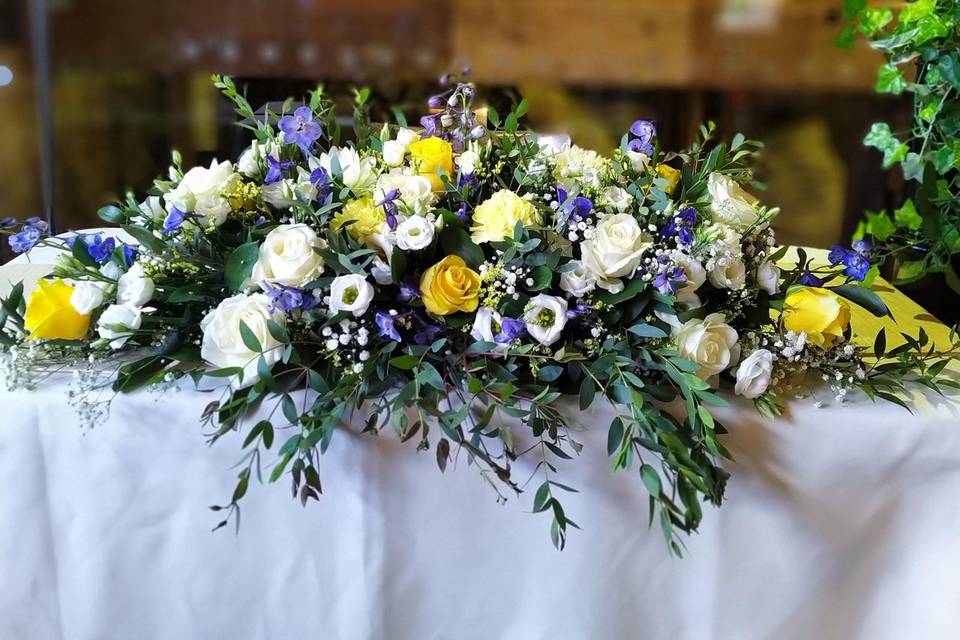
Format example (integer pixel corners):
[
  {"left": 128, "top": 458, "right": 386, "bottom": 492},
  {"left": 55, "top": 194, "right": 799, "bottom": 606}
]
[{"left": 1, "top": 0, "right": 909, "bottom": 261}]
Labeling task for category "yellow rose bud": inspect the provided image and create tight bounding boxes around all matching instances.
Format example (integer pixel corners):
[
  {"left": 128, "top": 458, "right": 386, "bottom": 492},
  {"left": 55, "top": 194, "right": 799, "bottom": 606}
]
[
  {"left": 408, "top": 136, "right": 454, "bottom": 192},
  {"left": 470, "top": 189, "right": 542, "bottom": 244},
  {"left": 420, "top": 255, "right": 481, "bottom": 316},
  {"left": 331, "top": 196, "right": 386, "bottom": 243},
  {"left": 782, "top": 287, "right": 851, "bottom": 348},
  {"left": 24, "top": 278, "right": 91, "bottom": 340},
  {"left": 656, "top": 164, "right": 681, "bottom": 195}
]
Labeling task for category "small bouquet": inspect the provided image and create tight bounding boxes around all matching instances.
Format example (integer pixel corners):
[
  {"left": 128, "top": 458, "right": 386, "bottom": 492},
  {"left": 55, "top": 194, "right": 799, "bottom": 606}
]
[{"left": 1, "top": 75, "right": 955, "bottom": 553}]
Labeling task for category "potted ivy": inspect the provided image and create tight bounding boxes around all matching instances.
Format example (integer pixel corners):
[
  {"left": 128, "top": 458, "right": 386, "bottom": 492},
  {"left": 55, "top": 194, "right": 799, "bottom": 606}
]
[{"left": 839, "top": 0, "right": 960, "bottom": 323}]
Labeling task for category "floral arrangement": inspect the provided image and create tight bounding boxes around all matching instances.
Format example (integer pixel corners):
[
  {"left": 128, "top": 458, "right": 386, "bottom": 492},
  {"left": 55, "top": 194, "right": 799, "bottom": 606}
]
[{"left": 1, "top": 75, "right": 955, "bottom": 553}]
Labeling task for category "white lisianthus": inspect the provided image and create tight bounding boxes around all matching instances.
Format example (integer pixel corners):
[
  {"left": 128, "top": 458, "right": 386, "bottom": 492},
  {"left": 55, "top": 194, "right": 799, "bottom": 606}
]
[
  {"left": 328, "top": 274, "right": 374, "bottom": 317},
  {"left": 580, "top": 213, "right": 653, "bottom": 293},
  {"left": 735, "top": 348, "right": 774, "bottom": 399},
  {"left": 261, "top": 167, "right": 318, "bottom": 209},
  {"left": 320, "top": 147, "right": 378, "bottom": 196},
  {"left": 708, "top": 256, "right": 747, "bottom": 290},
  {"left": 756, "top": 260, "right": 780, "bottom": 295},
  {"left": 69, "top": 281, "right": 106, "bottom": 315},
  {"left": 523, "top": 294, "right": 568, "bottom": 346},
  {"left": 707, "top": 173, "right": 760, "bottom": 231},
  {"left": 674, "top": 254, "right": 706, "bottom": 307},
  {"left": 200, "top": 293, "right": 286, "bottom": 389},
  {"left": 395, "top": 216, "right": 435, "bottom": 251},
  {"left": 672, "top": 313, "right": 740, "bottom": 379},
  {"left": 252, "top": 224, "right": 326, "bottom": 288},
  {"left": 600, "top": 186, "right": 633, "bottom": 212},
  {"left": 137, "top": 196, "right": 166, "bottom": 224},
  {"left": 371, "top": 256, "right": 393, "bottom": 285},
  {"left": 163, "top": 159, "right": 236, "bottom": 228},
  {"left": 625, "top": 150, "right": 650, "bottom": 173},
  {"left": 374, "top": 173, "right": 436, "bottom": 217},
  {"left": 100, "top": 261, "right": 122, "bottom": 281},
  {"left": 97, "top": 304, "right": 144, "bottom": 350},
  {"left": 470, "top": 306, "right": 507, "bottom": 352},
  {"left": 237, "top": 139, "right": 281, "bottom": 179},
  {"left": 456, "top": 149, "right": 481, "bottom": 176},
  {"left": 117, "top": 263, "right": 155, "bottom": 307},
  {"left": 559, "top": 260, "right": 597, "bottom": 298}
]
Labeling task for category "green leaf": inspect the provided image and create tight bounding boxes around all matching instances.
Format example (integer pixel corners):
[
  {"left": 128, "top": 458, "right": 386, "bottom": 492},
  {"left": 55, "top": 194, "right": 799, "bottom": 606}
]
[
  {"left": 439, "top": 227, "right": 485, "bottom": 269},
  {"left": 876, "top": 64, "right": 907, "bottom": 95},
  {"left": 640, "top": 464, "right": 662, "bottom": 497},
  {"left": 594, "top": 278, "right": 647, "bottom": 306},
  {"left": 578, "top": 377, "right": 596, "bottom": 411},
  {"left": 864, "top": 210, "right": 896, "bottom": 241},
  {"left": 830, "top": 283, "right": 890, "bottom": 317},
  {"left": 894, "top": 199, "right": 923, "bottom": 231},
  {"left": 238, "top": 321, "right": 262, "bottom": 353},
  {"left": 842, "top": 0, "right": 866, "bottom": 19},
  {"left": 899, "top": 0, "right": 934, "bottom": 22},
  {"left": 97, "top": 205, "right": 126, "bottom": 224},
  {"left": 863, "top": 123, "right": 907, "bottom": 168},
  {"left": 858, "top": 7, "right": 893, "bottom": 35},
  {"left": 835, "top": 24, "right": 857, "bottom": 49},
  {"left": 121, "top": 224, "right": 166, "bottom": 254},
  {"left": 71, "top": 238, "right": 97, "bottom": 268},
  {"left": 895, "top": 259, "right": 927, "bottom": 283},
  {"left": 874, "top": 327, "right": 886, "bottom": 356},
  {"left": 628, "top": 323, "right": 668, "bottom": 339},
  {"left": 224, "top": 241, "right": 260, "bottom": 292},
  {"left": 537, "top": 365, "right": 563, "bottom": 382},
  {"left": 389, "top": 355, "right": 419, "bottom": 370}
]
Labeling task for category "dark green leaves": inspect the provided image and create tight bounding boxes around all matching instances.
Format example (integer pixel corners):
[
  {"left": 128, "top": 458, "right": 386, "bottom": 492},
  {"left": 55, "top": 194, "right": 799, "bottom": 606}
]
[
  {"left": 439, "top": 227, "right": 484, "bottom": 269},
  {"left": 224, "top": 241, "right": 261, "bottom": 292},
  {"left": 830, "top": 283, "right": 890, "bottom": 317}
]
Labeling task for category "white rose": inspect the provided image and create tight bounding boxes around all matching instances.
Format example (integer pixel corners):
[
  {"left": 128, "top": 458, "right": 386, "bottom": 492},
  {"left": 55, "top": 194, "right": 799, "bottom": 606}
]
[
  {"left": 559, "top": 260, "right": 597, "bottom": 298},
  {"left": 470, "top": 306, "right": 508, "bottom": 353},
  {"left": 69, "top": 281, "right": 105, "bottom": 315},
  {"left": 252, "top": 223, "right": 326, "bottom": 288},
  {"left": 625, "top": 150, "right": 650, "bottom": 173},
  {"left": 735, "top": 348, "right": 774, "bottom": 399},
  {"left": 707, "top": 173, "right": 760, "bottom": 231},
  {"left": 237, "top": 139, "right": 280, "bottom": 179},
  {"left": 456, "top": 149, "right": 480, "bottom": 176},
  {"left": 375, "top": 173, "right": 435, "bottom": 217},
  {"left": 100, "top": 261, "right": 122, "bottom": 281},
  {"left": 756, "top": 260, "right": 780, "bottom": 295},
  {"left": 395, "top": 216, "right": 435, "bottom": 251},
  {"left": 163, "top": 160, "right": 235, "bottom": 227},
  {"left": 672, "top": 312, "right": 740, "bottom": 379},
  {"left": 97, "top": 304, "right": 143, "bottom": 350},
  {"left": 708, "top": 256, "right": 746, "bottom": 290},
  {"left": 382, "top": 128, "right": 419, "bottom": 167},
  {"left": 320, "top": 147, "right": 377, "bottom": 196},
  {"left": 580, "top": 213, "right": 653, "bottom": 293},
  {"left": 523, "top": 294, "right": 568, "bottom": 346},
  {"left": 200, "top": 293, "right": 285, "bottom": 389},
  {"left": 328, "top": 274, "right": 374, "bottom": 317},
  {"left": 117, "top": 263, "right": 155, "bottom": 307},
  {"left": 600, "top": 186, "right": 633, "bottom": 212},
  {"left": 674, "top": 254, "right": 706, "bottom": 306}
]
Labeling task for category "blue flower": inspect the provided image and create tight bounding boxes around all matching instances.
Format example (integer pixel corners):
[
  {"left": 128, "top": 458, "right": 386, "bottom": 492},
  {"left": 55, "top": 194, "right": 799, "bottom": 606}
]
[
  {"left": 278, "top": 106, "right": 322, "bottom": 152},
  {"left": 843, "top": 253, "right": 871, "bottom": 281},
  {"left": 163, "top": 207, "right": 187, "bottom": 235},
  {"left": 627, "top": 119, "right": 657, "bottom": 155},
  {"left": 265, "top": 284, "right": 317, "bottom": 313},
  {"left": 828, "top": 245, "right": 848, "bottom": 265},
  {"left": 495, "top": 317, "right": 526, "bottom": 343},
  {"left": 24, "top": 216, "right": 49, "bottom": 232},
  {"left": 264, "top": 155, "right": 294, "bottom": 185},
  {"left": 309, "top": 167, "right": 331, "bottom": 200},
  {"left": 413, "top": 316, "right": 443, "bottom": 346},
  {"left": 375, "top": 311, "right": 402, "bottom": 342},
  {"left": 0, "top": 216, "right": 16, "bottom": 229},
  {"left": 556, "top": 187, "right": 593, "bottom": 223},
  {"left": 828, "top": 241, "right": 872, "bottom": 282},
  {"left": 661, "top": 207, "right": 696, "bottom": 245},
  {"left": 398, "top": 278, "right": 421, "bottom": 302},
  {"left": 87, "top": 235, "right": 116, "bottom": 264},
  {"left": 9, "top": 226, "right": 41, "bottom": 253},
  {"left": 377, "top": 189, "right": 401, "bottom": 229},
  {"left": 121, "top": 245, "right": 138, "bottom": 267},
  {"left": 798, "top": 270, "right": 824, "bottom": 287}
]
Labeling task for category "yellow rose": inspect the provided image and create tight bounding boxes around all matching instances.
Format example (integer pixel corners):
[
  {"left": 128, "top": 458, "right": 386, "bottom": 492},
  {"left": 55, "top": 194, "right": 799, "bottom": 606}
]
[
  {"left": 656, "top": 164, "right": 681, "bottom": 195},
  {"left": 470, "top": 189, "right": 542, "bottom": 244},
  {"left": 782, "top": 287, "right": 851, "bottom": 348},
  {"left": 24, "top": 279, "right": 91, "bottom": 340},
  {"left": 408, "top": 136, "right": 454, "bottom": 192},
  {"left": 331, "top": 197, "right": 385, "bottom": 242},
  {"left": 420, "top": 255, "right": 481, "bottom": 315}
]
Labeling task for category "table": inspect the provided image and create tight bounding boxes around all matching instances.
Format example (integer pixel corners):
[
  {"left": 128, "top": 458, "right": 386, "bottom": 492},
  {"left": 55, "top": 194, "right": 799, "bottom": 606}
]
[{"left": 2, "top": 239, "right": 960, "bottom": 640}]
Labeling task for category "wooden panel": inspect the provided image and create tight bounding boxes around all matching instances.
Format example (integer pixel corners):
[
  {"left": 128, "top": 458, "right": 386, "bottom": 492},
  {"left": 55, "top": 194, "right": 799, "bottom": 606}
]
[{"left": 452, "top": 0, "right": 695, "bottom": 87}]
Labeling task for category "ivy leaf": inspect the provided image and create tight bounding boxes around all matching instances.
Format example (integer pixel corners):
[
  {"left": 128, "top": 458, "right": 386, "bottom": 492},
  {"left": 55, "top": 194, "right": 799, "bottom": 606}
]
[
  {"left": 895, "top": 259, "right": 927, "bottom": 283},
  {"left": 876, "top": 64, "right": 907, "bottom": 95},
  {"left": 864, "top": 210, "right": 896, "bottom": 241},
  {"left": 835, "top": 24, "right": 857, "bottom": 49},
  {"left": 842, "top": 0, "right": 866, "bottom": 19},
  {"left": 224, "top": 241, "right": 260, "bottom": 291},
  {"left": 858, "top": 7, "right": 893, "bottom": 35},
  {"left": 863, "top": 123, "right": 908, "bottom": 168},
  {"left": 894, "top": 199, "right": 923, "bottom": 231},
  {"left": 932, "top": 145, "right": 956, "bottom": 174}
]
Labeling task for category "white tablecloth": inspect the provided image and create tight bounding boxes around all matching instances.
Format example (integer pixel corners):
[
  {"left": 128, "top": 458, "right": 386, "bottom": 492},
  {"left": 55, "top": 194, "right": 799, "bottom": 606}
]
[{"left": 2, "top": 375, "right": 960, "bottom": 640}]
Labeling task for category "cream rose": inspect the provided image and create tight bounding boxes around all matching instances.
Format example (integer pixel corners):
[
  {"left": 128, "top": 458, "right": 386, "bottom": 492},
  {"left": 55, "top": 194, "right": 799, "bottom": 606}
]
[
  {"left": 164, "top": 159, "right": 236, "bottom": 228},
  {"left": 328, "top": 274, "right": 374, "bottom": 317},
  {"left": 252, "top": 224, "right": 326, "bottom": 288},
  {"left": 523, "top": 294, "right": 568, "bottom": 346},
  {"left": 559, "top": 260, "right": 597, "bottom": 298},
  {"left": 600, "top": 186, "right": 633, "bottom": 212},
  {"left": 756, "top": 260, "right": 780, "bottom": 295},
  {"left": 735, "top": 348, "right": 774, "bottom": 399},
  {"left": 674, "top": 254, "right": 706, "bottom": 307},
  {"left": 374, "top": 173, "right": 436, "bottom": 217},
  {"left": 708, "top": 256, "right": 747, "bottom": 290},
  {"left": 672, "top": 312, "right": 740, "bottom": 379},
  {"left": 395, "top": 216, "right": 435, "bottom": 251},
  {"left": 382, "top": 128, "right": 419, "bottom": 167},
  {"left": 707, "top": 173, "right": 760, "bottom": 231},
  {"left": 117, "top": 264, "right": 155, "bottom": 307},
  {"left": 69, "top": 281, "right": 106, "bottom": 315},
  {"left": 580, "top": 213, "right": 653, "bottom": 293},
  {"left": 200, "top": 293, "right": 286, "bottom": 389}
]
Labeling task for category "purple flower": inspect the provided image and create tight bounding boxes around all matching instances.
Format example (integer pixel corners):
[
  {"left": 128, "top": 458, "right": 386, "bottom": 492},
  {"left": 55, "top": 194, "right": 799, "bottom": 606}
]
[
  {"left": 278, "top": 106, "right": 322, "bottom": 152},
  {"left": 163, "top": 207, "right": 187, "bottom": 235},
  {"left": 564, "top": 303, "right": 592, "bottom": 320},
  {"left": 843, "top": 253, "right": 871, "bottom": 281},
  {"left": 375, "top": 311, "right": 402, "bottom": 342},
  {"left": 9, "top": 226, "right": 41, "bottom": 254},
  {"left": 121, "top": 245, "right": 138, "bottom": 267},
  {"left": 377, "top": 189, "right": 401, "bottom": 229},
  {"left": 556, "top": 187, "right": 593, "bottom": 223},
  {"left": 495, "top": 317, "right": 527, "bottom": 344},
  {"left": 798, "top": 270, "right": 824, "bottom": 287},
  {"left": 661, "top": 207, "right": 696, "bottom": 246},
  {"left": 852, "top": 239, "right": 872, "bottom": 255},
  {"left": 24, "top": 216, "right": 49, "bottom": 232},
  {"left": 420, "top": 115, "right": 440, "bottom": 138},
  {"left": 458, "top": 172, "right": 479, "bottom": 191},
  {"left": 0, "top": 216, "right": 16, "bottom": 229},
  {"left": 265, "top": 284, "right": 317, "bottom": 313},
  {"left": 253, "top": 216, "right": 266, "bottom": 227},
  {"left": 264, "top": 155, "right": 294, "bottom": 185},
  {"left": 88, "top": 236, "right": 116, "bottom": 264},
  {"left": 828, "top": 245, "right": 848, "bottom": 266},
  {"left": 455, "top": 203, "right": 468, "bottom": 221},
  {"left": 628, "top": 120, "right": 657, "bottom": 155},
  {"left": 310, "top": 167, "right": 331, "bottom": 200},
  {"left": 398, "top": 278, "right": 421, "bottom": 302},
  {"left": 427, "top": 92, "right": 450, "bottom": 109},
  {"left": 828, "top": 241, "right": 872, "bottom": 281},
  {"left": 413, "top": 318, "right": 443, "bottom": 346}
]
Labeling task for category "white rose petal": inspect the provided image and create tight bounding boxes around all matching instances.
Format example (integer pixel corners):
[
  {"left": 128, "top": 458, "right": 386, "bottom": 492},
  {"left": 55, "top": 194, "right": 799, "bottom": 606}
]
[
  {"left": 600, "top": 186, "right": 633, "bottom": 212},
  {"left": 200, "top": 293, "right": 286, "bottom": 389},
  {"left": 395, "top": 216, "right": 435, "bottom": 251},
  {"left": 69, "top": 281, "right": 105, "bottom": 315},
  {"left": 117, "top": 263, "right": 155, "bottom": 307},
  {"left": 672, "top": 312, "right": 740, "bottom": 379},
  {"left": 163, "top": 159, "right": 236, "bottom": 228},
  {"left": 708, "top": 256, "right": 747, "bottom": 290},
  {"left": 456, "top": 149, "right": 480, "bottom": 176},
  {"left": 328, "top": 274, "right": 374, "bottom": 317},
  {"left": 375, "top": 173, "right": 436, "bottom": 217},
  {"left": 735, "top": 348, "right": 774, "bottom": 399},
  {"left": 559, "top": 260, "right": 597, "bottom": 298},
  {"left": 97, "top": 304, "right": 144, "bottom": 350},
  {"left": 252, "top": 223, "right": 326, "bottom": 288},
  {"left": 707, "top": 172, "right": 760, "bottom": 231},
  {"left": 756, "top": 260, "right": 780, "bottom": 295},
  {"left": 580, "top": 213, "right": 653, "bottom": 293},
  {"left": 524, "top": 294, "right": 568, "bottom": 346},
  {"left": 320, "top": 147, "right": 378, "bottom": 196}
]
